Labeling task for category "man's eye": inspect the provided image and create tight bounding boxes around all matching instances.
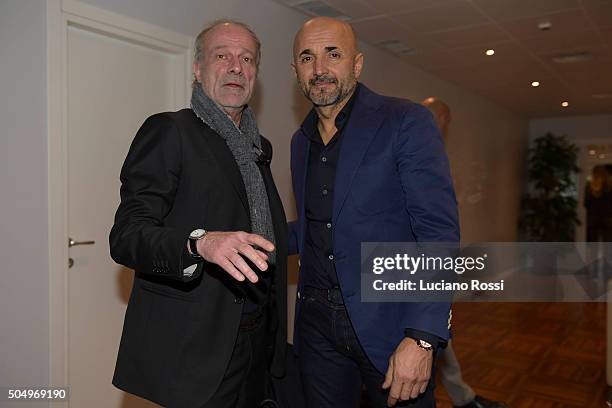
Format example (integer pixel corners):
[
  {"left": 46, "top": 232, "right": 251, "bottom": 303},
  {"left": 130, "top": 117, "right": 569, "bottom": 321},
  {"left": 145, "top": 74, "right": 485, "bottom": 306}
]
[
  {"left": 329, "top": 52, "right": 341, "bottom": 59},
  {"left": 300, "top": 56, "right": 312, "bottom": 63},
  {"left": 243, "top": 56, "right": 252, "bottom": 63},
  {"left": 216, "top": 54, "right": 225, "bottom": 60}
]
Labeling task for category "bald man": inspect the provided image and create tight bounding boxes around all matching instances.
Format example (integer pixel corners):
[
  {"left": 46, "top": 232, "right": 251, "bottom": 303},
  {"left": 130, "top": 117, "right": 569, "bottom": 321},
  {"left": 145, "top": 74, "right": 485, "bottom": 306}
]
[
  {"left": 422, "top": 98, "right": 508, "bottom": 408},
  {"left": 288, "top": 17, "right": 459, "bottom": 407},
  {"left": 422, "top": 97, "right": 451, "bottom": 139}
]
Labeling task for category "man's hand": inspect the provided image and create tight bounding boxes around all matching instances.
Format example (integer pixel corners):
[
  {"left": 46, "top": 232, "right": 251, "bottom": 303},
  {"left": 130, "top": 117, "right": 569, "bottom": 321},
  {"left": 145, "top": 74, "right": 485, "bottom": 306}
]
[
  {"left": 382, "top": 337, "right": 433, "bottom": 406},
  {"left": 196, "top": 231, "right": 274, "bottom": 283}
]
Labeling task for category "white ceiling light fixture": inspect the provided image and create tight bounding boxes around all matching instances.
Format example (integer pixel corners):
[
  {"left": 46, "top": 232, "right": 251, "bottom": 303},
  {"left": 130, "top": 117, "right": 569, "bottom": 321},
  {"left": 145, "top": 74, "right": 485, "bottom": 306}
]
[
  {"left": 295, "top": 1, "right": 352, "bottom": 21},
  {"left": 592, "top": 93, "right": 612, "bottom": 99},
  {"left": 399, "top": 48, "right": 418, "bottom": 56},
  {"left": 551, "top": 52, "right": 593, "bottom": 64},
  {"left": 485, "top": 49, "right": 495, "bottom": 56},
  {"left": 561, "top": 101, "right": 569, "bottom": 107},
  {"left": 538, "top": 21, "right": 552, "bottom": 31},
  {"left": 378, "top": 40, "right": 416, "bottom": 55},
  {"left": 531, "top": 81, "right": 540, "bottom": 87}
]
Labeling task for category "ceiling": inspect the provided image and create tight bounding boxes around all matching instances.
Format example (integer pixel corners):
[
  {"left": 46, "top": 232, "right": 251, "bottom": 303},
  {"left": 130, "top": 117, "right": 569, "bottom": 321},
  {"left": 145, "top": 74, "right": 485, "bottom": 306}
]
[{"left": 274, "top": 0, "right": 612, "bottom": 118}]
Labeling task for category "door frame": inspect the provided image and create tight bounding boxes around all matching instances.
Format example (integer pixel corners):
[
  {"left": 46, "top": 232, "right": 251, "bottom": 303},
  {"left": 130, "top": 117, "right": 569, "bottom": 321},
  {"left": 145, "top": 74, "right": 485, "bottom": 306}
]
[{"left": 47, "top": 0, "right": 192, "bottom": 402}]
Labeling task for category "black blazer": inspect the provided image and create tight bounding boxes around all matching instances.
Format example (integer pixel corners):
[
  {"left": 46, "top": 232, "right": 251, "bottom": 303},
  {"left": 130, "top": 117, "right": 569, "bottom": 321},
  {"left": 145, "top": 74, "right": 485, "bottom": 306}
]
[{"left": 109, "top": 109, "right": 288, "bottom": 408}]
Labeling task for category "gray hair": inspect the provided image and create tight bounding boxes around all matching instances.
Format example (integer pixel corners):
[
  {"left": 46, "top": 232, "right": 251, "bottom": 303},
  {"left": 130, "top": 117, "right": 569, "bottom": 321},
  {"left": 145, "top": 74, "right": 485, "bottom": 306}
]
[{"left": 194, "top": 19, "right": 261, "bottom": 69}]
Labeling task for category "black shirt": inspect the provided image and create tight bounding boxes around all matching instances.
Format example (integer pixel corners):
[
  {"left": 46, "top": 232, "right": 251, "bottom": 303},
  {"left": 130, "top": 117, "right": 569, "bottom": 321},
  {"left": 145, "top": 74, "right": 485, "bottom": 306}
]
[{"left": 301, "top": 85, "right": 360, "bottom": 289}]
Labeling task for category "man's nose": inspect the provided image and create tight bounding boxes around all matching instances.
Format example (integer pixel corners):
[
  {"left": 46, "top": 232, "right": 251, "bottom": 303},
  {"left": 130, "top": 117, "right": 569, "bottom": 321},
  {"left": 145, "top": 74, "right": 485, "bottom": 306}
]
[
  {"left": 313, "top": 58, "right": 327, "bottom": 76},
  {"left": 227, "top": 56, "right": 243, "bottom": 75}
]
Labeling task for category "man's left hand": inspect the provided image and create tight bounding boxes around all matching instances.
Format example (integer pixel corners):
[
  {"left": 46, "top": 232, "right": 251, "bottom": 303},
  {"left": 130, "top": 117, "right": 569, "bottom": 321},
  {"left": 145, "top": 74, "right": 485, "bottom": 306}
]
[{"left": 382, "top": 337, "right": 433, "bottom": 406}]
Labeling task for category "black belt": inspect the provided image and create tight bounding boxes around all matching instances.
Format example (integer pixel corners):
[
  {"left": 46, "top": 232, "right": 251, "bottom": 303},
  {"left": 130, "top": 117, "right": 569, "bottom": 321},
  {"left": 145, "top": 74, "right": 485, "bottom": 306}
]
[{"left": 302, "top": 286, "right": 344, "bottom": 305}]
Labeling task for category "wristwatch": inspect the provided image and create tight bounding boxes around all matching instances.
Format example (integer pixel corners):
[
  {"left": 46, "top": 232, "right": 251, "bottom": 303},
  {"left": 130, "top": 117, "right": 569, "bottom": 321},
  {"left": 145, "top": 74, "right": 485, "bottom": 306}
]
[
  {"left": 414, "top": 338, "right": 434, "bottom": 351},
  {"left": 188, "top": 229, "right": 208, "bottom": 259}
]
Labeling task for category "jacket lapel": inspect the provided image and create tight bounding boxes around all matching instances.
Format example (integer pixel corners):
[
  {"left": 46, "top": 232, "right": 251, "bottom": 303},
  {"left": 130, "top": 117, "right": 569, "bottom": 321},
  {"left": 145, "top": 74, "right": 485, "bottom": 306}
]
[{"left": 333, "top": 85, "right": 384, "bottom": 224}]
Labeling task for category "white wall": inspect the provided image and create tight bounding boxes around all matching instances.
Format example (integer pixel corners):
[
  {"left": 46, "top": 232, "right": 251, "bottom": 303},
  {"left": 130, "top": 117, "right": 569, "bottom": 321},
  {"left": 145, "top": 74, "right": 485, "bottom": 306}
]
[
  {"left": 0, "top": 0, "right": 527, "bottom": 395},
  {"left": 0, "top": 0, "right": 50, "bottom": 402}
]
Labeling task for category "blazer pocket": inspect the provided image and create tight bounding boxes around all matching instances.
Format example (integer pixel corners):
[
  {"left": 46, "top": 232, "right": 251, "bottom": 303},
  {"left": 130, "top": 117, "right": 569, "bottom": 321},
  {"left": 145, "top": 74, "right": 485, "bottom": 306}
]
[
  {"left": 138, "top": 291, "right": 200, "bottom": 379},
  {"left": 140, "top": 282, "right": 198, "bottom": 302},
  {"left": 350, "top": 179, "right": 403, "bottom": 216},
  {"left": 349, "top": 160, "right": 403, "bottom": 215}
]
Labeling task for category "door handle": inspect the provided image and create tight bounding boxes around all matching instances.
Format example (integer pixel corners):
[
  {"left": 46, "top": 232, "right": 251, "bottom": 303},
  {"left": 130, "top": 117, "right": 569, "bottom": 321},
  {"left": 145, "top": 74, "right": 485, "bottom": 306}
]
[{"left": 68, "top": 237, "right": 95, "bottom": 248}]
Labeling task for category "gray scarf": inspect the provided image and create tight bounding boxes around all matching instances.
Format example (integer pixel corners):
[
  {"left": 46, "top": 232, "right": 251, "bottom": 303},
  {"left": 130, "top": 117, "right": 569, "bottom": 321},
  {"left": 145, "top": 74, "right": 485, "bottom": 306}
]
[{"left": 191, "top": 83, "right": 276, "bottom": 265}]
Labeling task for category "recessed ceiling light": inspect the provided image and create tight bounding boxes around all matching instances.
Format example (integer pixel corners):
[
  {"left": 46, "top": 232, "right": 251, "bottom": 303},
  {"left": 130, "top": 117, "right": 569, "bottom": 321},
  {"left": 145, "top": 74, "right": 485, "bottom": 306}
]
[
  {"left": 485, "top": 49, "right": 495, "bottom": 56},
  {"left": 531, "top": 81, "right": 540, "bottom": 87},
  {"left": 561, "top": 101, "right": 569, "bottom": 107}
]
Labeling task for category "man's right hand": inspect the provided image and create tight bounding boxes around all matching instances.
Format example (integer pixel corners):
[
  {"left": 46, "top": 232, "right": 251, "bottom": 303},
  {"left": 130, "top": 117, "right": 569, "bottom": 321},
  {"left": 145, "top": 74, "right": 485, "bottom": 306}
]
[{"left": 195, "top": 231, "right": 274, "bottom": 283}]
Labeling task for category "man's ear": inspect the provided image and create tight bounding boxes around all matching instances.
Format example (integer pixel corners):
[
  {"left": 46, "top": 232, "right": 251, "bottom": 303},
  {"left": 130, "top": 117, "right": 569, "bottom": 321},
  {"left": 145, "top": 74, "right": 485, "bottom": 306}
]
[
  {"left": 291, "top": 62, "right": 297, "bottom": 78},
  {"left": 353, "top": 52, "right": 364, "bottom": 79},
  {"left": 193, "top": 61, "right": 202, "bottom": 83}
]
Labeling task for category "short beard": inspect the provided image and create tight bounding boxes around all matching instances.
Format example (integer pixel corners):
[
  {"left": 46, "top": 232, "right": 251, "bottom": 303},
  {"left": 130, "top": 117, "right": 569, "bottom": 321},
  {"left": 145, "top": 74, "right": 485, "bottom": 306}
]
[{"left": 300, "top": 73, "right": 356, "bottom": 107}]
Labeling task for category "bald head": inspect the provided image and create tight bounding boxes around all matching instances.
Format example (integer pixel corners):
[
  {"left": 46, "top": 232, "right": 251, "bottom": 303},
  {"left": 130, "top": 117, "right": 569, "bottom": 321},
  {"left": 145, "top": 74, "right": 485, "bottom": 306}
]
[
  {"left": 422, "top": 97, "right": 451, "bottom": 139},
  {"left": 293, "top": 17, "right": 358, "bottom": 59}
]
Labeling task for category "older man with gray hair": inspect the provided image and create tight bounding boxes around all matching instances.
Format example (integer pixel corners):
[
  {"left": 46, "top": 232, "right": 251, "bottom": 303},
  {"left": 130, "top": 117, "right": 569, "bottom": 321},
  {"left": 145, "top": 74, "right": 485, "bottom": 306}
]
[{"left": 110, "top": 20, "right": 288, "bottom": 408}]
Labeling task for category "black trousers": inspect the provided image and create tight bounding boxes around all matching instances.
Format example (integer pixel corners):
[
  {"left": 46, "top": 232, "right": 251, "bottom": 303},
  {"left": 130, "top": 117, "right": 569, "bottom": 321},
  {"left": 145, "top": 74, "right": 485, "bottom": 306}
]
[
  {"left": 201, "top": 307, "right": 274, "bottom": 408},
  {"left": 297, "top": 287, "right": 435, "bottom": 408}
]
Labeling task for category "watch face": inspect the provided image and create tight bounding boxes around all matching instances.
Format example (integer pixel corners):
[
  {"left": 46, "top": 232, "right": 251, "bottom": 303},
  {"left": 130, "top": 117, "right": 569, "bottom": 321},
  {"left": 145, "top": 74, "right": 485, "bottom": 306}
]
[
  {"left": 190, "top": 229, "right": 206, "bottom": 239},
  {"left": 420, "top": 340, "right": 432, "bottom": 348}
]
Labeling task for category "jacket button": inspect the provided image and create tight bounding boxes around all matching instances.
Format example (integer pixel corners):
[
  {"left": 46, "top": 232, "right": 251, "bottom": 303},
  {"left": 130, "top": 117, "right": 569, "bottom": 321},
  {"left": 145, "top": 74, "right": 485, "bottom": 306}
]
[{"left": 297, "top": 291, "right": 301, "bottom": 300}]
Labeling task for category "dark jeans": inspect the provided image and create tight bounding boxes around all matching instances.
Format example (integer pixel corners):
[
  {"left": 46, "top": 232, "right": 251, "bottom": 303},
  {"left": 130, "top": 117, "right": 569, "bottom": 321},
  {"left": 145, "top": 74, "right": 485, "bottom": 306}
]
[
  {"left": 201, "top": 307, "right": 274, "bottom": 408},
  {"left": 297, "top": 287, "right": 435, "bottom": 408}
]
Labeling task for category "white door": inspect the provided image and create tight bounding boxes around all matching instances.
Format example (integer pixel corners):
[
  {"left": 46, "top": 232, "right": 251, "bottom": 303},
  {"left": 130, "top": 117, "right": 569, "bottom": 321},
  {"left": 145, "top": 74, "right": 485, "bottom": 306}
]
[{"left": 63, "top": 7, "right": 189, "bottom": 407}]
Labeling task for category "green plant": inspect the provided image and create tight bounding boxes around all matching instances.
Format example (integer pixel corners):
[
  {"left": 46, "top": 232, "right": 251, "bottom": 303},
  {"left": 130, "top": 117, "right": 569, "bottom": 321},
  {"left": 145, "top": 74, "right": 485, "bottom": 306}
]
[{"left": 519, "top": 132, "right": 580, "bottom": 241}]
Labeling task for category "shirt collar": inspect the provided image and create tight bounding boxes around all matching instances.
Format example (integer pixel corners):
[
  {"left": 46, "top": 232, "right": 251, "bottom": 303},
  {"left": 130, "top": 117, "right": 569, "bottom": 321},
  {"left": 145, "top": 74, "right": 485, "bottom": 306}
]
[{"left": 301, "top": 83, "right": 361, "bottom": 142}]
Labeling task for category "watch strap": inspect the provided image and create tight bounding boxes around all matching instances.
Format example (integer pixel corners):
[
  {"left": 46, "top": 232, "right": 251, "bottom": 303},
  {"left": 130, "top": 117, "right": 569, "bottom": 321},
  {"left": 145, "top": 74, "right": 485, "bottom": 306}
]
[
  {"left": 188, "top": 238, "right": 202, "bottom": 259},
  {"left": 188, "top": 229, "right": 207, "bottom": 260}
]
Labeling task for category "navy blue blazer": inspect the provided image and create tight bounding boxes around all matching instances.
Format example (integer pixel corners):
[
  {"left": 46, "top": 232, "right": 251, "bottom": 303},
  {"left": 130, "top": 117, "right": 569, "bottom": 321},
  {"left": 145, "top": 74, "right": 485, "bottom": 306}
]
[{"left": 288, "top": 84, "right": 460, "bottom": 374}]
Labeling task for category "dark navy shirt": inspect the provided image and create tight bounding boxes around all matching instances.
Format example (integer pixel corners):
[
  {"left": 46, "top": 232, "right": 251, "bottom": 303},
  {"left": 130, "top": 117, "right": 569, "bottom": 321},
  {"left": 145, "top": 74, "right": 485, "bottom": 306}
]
[{"left": 301, "top": 85, "right": 360, "bottom": 289}]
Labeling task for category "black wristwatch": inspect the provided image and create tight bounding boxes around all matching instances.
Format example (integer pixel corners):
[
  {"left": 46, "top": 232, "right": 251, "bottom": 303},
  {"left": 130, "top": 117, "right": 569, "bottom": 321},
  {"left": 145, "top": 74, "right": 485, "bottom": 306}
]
[{"left": 188, "top": 229, "right": 207, "bottom": 259}]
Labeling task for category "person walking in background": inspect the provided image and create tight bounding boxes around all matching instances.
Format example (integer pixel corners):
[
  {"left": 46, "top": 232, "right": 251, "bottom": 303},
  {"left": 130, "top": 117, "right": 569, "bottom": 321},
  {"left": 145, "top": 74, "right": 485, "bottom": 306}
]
[
  {"left": 585, "top": 165, "right": 612, "bottom": 242},
  {"left": 422, "top": 97, "right": 508, "bottom": 408}
]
